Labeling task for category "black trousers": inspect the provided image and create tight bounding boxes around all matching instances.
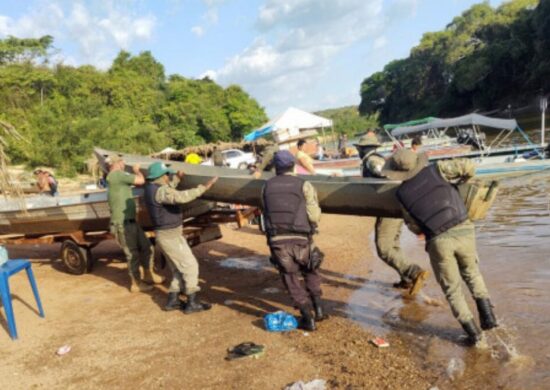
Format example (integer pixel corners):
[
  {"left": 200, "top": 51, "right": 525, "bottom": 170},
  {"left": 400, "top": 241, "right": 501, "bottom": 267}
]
[{"left": 269, "top": 239, "right": 322, "bottom": 307}]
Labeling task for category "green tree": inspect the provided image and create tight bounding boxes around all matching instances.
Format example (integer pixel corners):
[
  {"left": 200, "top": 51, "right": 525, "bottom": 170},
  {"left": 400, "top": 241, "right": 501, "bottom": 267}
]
[
  {"left": 0, "top": 38, "right": 267, "bottom": 175},
  {"left": 359, "top": 0, "right": 545, "bottom": 124}
]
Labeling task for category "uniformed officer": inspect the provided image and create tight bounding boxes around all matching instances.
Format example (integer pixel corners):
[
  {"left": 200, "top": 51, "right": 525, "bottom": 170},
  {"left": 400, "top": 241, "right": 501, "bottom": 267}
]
[
  {"left": 382, "top": 149, "right": 498, "bottom": 345},
  {"left": 252, "top": 144, "right": 279, "bottom": 179},
  {"left": 354, "top": 133, "right": 428, "bottom": 295},
  {"left": 212, "top": 147, "right": 225, "bottom": 167},
  {"left": 106, "top": 155, "right": 164, "bottom": 293},
  {"left": 144, "top": 162, "right": 218, "bottom": 313},
  {"left": 262, "top": 150, "right": 325, "bottom": 331}
]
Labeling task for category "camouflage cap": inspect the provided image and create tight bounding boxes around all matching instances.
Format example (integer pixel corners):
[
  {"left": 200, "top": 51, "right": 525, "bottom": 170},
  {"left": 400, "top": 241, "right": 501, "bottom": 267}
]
[
  {"left": 353, "top": 133, "right": 380, "bottom": 147},
  {"left": 380, "top": 149, "right": 429, "bottom": 181}
]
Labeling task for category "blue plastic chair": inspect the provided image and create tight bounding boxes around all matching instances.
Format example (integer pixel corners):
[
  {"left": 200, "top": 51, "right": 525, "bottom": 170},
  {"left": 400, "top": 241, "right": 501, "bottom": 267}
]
[{"left": 0, "top": 259, "right": 45, "bottom": 340}]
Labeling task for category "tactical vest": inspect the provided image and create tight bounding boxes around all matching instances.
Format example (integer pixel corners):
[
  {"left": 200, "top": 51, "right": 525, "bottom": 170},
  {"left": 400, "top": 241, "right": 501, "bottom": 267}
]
[
  {"left": 396, "top": 164, "right": 467, "bottom": 239},
  {"left": 361, "top": 151, "right": 386, "bottom": 178},
  {"left": 262, "top": 175, "right": 313, "bottom": 237},
  {"left": 144, "top": 183, "right": 183, "bottom": 230}
]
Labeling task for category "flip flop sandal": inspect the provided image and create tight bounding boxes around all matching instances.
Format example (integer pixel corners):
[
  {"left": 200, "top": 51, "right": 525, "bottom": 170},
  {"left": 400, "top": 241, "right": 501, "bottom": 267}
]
[{"left": 225, "top": 342, "right": 265, "bottom": 361}]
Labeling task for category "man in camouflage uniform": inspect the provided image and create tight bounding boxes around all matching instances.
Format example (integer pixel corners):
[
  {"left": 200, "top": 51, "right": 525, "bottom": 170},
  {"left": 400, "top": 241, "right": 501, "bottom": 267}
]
[
  {"left": 252, "top": 144, "right": 279, "bottom": 178},
  {"left": 106, "top": 155, "right": 164, "bottom": 293},
  {"left": 354, "top": 133, "right": 428, "bottom": 295},
  {"left": 212, "top": 147, "right": 225, "bottom": 167},
  {"left": 144, "top": 162, "right": 218, "bottom": 313},
  {"left": 382, "top": 150, "right": 498, "bottom": 345}
]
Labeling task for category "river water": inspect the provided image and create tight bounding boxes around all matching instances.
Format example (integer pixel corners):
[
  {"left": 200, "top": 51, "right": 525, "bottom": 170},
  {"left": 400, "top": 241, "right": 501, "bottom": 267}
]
[{"left": 349, "top": 172, "right": 550, "bottom": 389}]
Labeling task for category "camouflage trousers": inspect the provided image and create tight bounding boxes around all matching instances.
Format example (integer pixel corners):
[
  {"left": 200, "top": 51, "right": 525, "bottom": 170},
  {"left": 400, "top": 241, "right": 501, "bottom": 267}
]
[
  {"left": 155, "top": 227, "right": 200, "bottom": 295},
  {"left": 427, "top": 221, "right": 490, "bottom": 324},
  {"left": 110, "top": 221, "right": 153, "bottom": 280},
  {"left": 375, "top": 217, "right": 422, "bottom": 282}
]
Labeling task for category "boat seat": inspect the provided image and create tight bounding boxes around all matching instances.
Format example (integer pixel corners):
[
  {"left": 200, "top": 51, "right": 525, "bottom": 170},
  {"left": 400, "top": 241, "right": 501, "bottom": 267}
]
[{"left": 0, "top": 259, "right": 45, "bottom": 340}]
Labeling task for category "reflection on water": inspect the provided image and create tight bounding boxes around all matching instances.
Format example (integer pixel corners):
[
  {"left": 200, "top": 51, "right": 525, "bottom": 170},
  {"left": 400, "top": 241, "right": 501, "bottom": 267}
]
[{"left": 348, "top": 173, "right": 550, "bottom": 389}]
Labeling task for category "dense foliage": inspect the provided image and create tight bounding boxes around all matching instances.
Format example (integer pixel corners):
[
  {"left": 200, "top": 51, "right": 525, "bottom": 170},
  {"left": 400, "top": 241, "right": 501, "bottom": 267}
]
[
  {"left": 315, "top": 106, "right": 378, "bottom": 136},
  {"left": 0, "top": 37, "right": 267, "bottom": 175},
  {"left": 359, "top": 0, "right": 550, "bottom": 124}
]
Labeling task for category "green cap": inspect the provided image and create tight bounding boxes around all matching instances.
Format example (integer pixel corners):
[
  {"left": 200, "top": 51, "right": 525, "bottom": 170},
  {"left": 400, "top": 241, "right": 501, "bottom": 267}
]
[{"left": 147, "top": 162, "right": 175, "bottom": 180}]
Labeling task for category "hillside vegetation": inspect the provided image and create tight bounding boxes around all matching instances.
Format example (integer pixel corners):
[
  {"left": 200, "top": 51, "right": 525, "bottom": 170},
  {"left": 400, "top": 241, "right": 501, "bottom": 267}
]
[
  {"left": 315, "top": 106, "right": 378, "bottom": 136},
  {"left": 359, "top": 0, "right": 550, "bottom": 124},
  {"left": 0, "top": 36, "right": 267, "bottom": 174}
]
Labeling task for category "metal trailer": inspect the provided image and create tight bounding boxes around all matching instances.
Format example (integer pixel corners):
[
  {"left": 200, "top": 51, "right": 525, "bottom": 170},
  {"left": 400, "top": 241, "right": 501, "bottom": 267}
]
[{"left": 0, "top": 207, "right": 257, "bottom": 275}]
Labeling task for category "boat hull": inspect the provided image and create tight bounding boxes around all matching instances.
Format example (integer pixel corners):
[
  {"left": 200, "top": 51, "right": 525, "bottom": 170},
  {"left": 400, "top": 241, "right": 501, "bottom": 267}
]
[
  {"left": 94, "top": 148, "right": 404, "bottom": 218},
  {"left": 0, "top": 191, "right": 113, "bottom": 236}
]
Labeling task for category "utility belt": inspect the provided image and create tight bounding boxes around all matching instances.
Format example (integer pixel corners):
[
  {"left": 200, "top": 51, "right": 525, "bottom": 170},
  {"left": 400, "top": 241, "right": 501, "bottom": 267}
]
[
  {"left": 267, "top": 233, "right": 324, "bottom": 271},
  {"left": 457, "top": 180, "right": 499, "bottom": 221}
]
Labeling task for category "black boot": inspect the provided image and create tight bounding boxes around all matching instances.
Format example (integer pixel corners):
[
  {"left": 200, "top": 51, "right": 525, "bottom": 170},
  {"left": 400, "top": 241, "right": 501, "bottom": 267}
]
[
  {"left": 476, "top": 298, "right": 498, "bottom": 330},
  {"left": 164, "top": 292, "right": 183, "bottom": 311},
  {"left": 183, "top": 293, "right": 212, "bottom": 314},
  {"left": 311, "top": 296, "right": 328, "bottom": 322},
  {"left": 298, "top": 305, "right": 316, "bottom": 331},
  {"left": 461, "top": 320, "right": 482, "bottom": 345}
]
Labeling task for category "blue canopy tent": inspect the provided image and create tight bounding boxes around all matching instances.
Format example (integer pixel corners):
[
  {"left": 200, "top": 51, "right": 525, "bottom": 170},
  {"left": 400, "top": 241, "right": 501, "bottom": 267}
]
[{"left": 243, "top": 125, "right": 274, "bottom": 142}]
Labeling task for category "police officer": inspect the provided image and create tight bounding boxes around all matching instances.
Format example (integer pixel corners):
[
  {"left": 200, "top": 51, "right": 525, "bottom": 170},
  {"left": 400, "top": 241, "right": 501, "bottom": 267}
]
[
  {"left": 262, "top": 150, "right": 325, "bottom": 331},
  {"left": 252, "top": 144, "right": 279, "bottom": 179},
  {"left": 106, "top": 155, "right": 164, "bottom": 293},
  {"left": 144, "top": 161, "right": 218, "bottom": 313},
  {"left": 354, "top": 133, "right": 428, "bottom": 295},
  {"left": 212, "top": 147, "right": 225, "bottom": 167},
  {"left": 382, "top": 149, "right": 498, "bottom": 345}
]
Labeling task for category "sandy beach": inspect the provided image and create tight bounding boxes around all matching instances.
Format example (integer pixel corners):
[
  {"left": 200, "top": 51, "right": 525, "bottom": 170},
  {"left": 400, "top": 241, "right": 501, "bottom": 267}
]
[{"left": 0, "top": 214, "right": 438, "bottom": 389}]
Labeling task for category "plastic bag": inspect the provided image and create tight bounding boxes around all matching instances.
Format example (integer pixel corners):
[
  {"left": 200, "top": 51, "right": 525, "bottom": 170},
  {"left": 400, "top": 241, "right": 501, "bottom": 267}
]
[
  {"left": 0, "top": 246, "right": 8, "bottom": 267},
  {"left": 264, "top": 311, "right": 298, "bottom": 332}
]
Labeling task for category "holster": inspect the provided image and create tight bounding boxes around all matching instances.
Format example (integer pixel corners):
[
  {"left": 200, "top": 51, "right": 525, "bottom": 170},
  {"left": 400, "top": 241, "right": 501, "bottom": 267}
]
[{"left": 308, "top": 237, "right": 325, "bottom": 271}]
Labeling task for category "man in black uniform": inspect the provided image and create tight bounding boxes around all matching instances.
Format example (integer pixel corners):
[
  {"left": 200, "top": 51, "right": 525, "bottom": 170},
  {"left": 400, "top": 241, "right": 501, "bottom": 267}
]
[{"left": 261, "top": 150, "right": 325, "bottom": 331}]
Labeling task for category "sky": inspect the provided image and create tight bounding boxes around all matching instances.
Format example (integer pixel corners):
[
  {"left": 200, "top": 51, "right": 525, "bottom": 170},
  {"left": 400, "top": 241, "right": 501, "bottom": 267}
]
[{"left": 0, "top": 0, "right": 506, "bottom": 117}]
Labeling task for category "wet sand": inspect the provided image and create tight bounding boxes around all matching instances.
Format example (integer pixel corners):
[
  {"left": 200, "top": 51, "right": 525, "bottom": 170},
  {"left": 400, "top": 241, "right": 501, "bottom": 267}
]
[
  {"left": 350, "top": 173, "right": 550, "bottom": 389},
  {"left": 0, "top": 215, "right": 436, "bottom": 389}
]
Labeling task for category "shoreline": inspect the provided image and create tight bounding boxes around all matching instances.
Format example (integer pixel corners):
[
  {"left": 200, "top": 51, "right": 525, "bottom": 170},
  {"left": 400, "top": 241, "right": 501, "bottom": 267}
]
[{"left": 0, "top": 214, "right": 436, "bottom": 389}]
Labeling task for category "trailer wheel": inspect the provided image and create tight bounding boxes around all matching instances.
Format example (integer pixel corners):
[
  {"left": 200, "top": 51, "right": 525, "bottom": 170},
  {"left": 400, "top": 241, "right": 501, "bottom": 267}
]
[{"left": 61, "top": 240, "right": 90, "bottom": 275}]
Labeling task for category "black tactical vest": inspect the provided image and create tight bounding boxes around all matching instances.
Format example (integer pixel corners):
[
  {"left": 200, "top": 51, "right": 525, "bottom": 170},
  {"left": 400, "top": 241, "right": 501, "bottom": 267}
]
[
  {"left": 396, "top": 164, "right": 467, "bottom": 239},
  {"left": 262, "top": 175, "right": 312, "bottom": 237},
  {"left": 144, "top": 183, "right": 183, "bottom": 230}
]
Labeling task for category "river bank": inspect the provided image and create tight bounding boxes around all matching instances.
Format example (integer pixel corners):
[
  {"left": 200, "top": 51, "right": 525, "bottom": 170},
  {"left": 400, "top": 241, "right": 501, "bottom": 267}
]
[
  {"left": 2, "top": 171, "right": 549, "bottom": 388},
  {"left": 0, "top": 214, "right": 439, "bottom": 389}
]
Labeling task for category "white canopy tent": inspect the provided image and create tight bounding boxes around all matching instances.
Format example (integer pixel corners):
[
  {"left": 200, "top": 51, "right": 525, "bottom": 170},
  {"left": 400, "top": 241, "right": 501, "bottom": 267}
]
[{"left": 244, "top": 107, "right": 333, "bottom": 142}]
